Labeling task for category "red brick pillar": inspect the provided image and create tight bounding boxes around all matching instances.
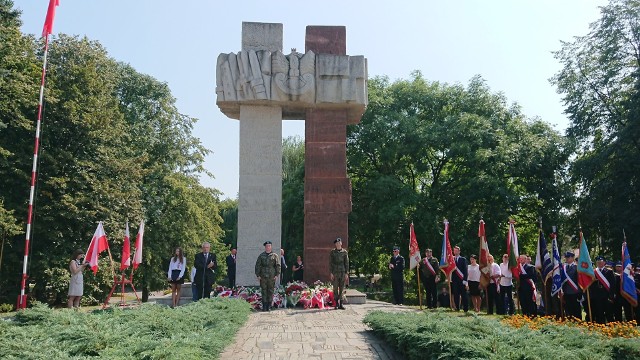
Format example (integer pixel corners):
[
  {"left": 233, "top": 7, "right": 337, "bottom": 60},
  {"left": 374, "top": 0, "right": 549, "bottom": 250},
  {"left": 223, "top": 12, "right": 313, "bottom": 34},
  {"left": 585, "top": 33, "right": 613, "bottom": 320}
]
[{"left": 303, "top": 26, "right": 351, "bottom": 284}]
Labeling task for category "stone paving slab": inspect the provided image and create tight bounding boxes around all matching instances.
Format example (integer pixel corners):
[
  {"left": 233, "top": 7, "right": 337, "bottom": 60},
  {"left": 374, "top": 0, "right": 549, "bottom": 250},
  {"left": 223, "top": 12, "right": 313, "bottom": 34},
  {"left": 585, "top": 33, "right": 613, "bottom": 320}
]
[{"left": 220, "top": 301, "right": 416, "bottom": 359}]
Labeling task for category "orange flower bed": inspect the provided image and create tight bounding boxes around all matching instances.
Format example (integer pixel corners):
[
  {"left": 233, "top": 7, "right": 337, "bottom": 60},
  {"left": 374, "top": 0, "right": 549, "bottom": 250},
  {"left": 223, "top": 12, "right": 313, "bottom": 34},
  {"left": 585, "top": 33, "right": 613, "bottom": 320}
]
[{"left": 502, "top": 315, "right": 640, "bottom": 339}]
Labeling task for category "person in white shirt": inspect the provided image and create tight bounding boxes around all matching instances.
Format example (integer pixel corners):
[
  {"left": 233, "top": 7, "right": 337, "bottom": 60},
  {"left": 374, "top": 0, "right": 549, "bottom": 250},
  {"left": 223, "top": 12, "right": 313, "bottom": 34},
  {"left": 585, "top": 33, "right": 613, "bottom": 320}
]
[
  {"left": 467, "top": 255, "right": 482, "bottom": 312},
  {"left": 167, "top": 247, "right": 186, "bottom": 308},
  {"left": 499, "top": 254, "right": 514, "bottom": 315},
  {"left": 487, "top": 254, "right": 502, "bottom": 314}
]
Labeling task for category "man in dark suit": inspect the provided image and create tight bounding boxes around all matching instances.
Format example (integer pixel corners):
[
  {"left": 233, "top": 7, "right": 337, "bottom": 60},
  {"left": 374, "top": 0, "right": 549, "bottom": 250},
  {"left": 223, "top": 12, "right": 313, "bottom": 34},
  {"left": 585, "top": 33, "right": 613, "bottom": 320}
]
[
  {"left": 194, "top": 242, "right": 217, "bottom": 300},
  {"left": 388, "top": 246, "right": 405, "bottom": 305},
  {"left": 226, "top": 248, "right": 237, "bottom": 288},
  {"left": 562, "top": 251, "right": 582, "bottom": 320},
  {"left": 451, "top": 246, "right": 469, "bottom": 312},
  {"left": 419, "top": 248, "right": 440, "bottom": 308},
  {"left": 518, "top": 254, "right": 537, "bottom": 316},
  {"left": 588, "top": 256, "right": 615, "bottom": 323}
]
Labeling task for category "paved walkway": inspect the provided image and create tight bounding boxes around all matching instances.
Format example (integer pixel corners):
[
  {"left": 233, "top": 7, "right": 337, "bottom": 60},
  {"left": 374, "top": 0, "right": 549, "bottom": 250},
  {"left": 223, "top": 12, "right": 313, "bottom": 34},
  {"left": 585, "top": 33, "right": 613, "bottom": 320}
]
[{"left": 220, "top": 301, "right": 417, "bottom": 359}]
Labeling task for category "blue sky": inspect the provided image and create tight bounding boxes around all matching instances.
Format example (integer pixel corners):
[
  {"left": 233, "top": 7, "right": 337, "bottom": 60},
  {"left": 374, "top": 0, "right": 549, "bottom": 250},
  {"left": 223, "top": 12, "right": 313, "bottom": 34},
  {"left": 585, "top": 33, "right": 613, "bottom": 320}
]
[{"left": 16, "top": 0, "right": 607, "bottom": 199}]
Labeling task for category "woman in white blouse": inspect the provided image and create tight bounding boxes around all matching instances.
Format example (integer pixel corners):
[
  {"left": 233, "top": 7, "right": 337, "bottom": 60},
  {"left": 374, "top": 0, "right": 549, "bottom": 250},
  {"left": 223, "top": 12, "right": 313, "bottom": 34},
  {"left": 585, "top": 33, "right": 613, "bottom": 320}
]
[
  {"left": 167, "top": 247, "right": 186, "bottom": 308},
  {"left": 467, "top": 254, "right": 482, "bottom": 312}
]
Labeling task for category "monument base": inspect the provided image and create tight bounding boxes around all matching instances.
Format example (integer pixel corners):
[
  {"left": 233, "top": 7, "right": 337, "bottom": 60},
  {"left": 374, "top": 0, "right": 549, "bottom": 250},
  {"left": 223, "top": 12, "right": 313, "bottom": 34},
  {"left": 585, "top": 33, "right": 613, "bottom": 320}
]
[{"left": 344, "top": 289, "right": 366, "bottom": 304}]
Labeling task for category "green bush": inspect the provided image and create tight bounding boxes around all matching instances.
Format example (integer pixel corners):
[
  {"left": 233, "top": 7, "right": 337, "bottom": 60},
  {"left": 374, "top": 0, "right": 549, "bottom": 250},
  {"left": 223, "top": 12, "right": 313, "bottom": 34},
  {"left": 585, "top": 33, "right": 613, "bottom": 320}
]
[
  {"left": 0, "top": 298, "right": 251, "bottom": 359},
  {"left": 363, "top": 310, "right": 640, "bottom": 360},
  {"left": 0, "top": 303, "right": 13, "bottom": 313}
]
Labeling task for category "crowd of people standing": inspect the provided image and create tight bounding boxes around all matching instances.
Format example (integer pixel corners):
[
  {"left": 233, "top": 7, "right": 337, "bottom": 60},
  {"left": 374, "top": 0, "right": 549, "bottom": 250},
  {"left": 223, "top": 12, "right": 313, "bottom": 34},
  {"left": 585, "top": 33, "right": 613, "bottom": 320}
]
[{"left": 410, "top": 246, "right": 640, "bottom": 322}]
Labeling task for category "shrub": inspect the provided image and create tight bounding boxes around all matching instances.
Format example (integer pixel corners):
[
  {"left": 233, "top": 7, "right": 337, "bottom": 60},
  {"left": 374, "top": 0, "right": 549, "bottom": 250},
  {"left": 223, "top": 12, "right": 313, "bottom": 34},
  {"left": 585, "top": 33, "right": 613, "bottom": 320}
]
[
  {"left": 0, "top": 303, "right": 13, "bottom": 313},
  {"left": 1, "top": 298, "right": 251, "bottom": 359},
  {"left": 363, "top": 310, "right": 640, "bottom": 360}
]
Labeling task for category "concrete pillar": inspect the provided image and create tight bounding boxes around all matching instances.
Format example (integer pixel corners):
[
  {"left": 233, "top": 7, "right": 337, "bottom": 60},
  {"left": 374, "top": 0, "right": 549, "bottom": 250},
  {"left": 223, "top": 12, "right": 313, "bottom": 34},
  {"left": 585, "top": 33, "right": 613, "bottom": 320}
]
[{"left": 236, "top": 105, "right": 282, "bottom": 286}]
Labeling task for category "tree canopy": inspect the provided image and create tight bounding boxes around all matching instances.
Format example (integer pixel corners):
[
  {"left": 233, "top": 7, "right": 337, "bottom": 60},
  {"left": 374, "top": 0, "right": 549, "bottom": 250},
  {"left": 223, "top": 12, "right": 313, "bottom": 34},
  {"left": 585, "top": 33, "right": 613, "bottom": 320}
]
[
  {"left": 347, "top": 73, "right": 571, "bottom": 275},
  {"left": 0, "top": 1, "right": 223, "bottom": 305},
  {"left": 552, "top": 0, "right": 640, "bottom": 256}
]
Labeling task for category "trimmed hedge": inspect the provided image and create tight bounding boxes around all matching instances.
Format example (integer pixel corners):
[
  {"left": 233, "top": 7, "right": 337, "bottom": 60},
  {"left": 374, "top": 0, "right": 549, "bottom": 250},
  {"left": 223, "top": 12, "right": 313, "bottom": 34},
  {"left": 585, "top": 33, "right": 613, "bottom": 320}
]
[
  {"left": 363, "top": 310, "right": 640, "bottom": 360},
  {"left": 0, "top": 298, "right": 251, "bottom": 359}
]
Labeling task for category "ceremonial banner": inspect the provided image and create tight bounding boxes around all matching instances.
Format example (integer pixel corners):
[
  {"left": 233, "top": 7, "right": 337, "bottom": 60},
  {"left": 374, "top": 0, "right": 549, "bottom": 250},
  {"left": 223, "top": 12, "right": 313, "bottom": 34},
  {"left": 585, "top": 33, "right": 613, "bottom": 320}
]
[
  {"left": 535, "top": 230, "right": 553, "bottom": 281},
  {"left": 621, "top": 240, "right": 638, "bottom": 307},
  {"left": 439, "top": 220, "right": 456, "bottom": 276},
  {"left": 409, "top": 223, "right": 421, "bottom": 270},
  {"left": 576, "top": 230, "right": 595, "bottom": 290}
]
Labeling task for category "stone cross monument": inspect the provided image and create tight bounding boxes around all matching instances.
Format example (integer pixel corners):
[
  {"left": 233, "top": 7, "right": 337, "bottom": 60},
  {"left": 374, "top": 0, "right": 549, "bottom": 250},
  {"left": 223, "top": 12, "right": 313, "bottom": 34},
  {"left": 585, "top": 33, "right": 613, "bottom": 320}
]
[{"left": 216, "top": 22, "right": 367, "bottom": 286}]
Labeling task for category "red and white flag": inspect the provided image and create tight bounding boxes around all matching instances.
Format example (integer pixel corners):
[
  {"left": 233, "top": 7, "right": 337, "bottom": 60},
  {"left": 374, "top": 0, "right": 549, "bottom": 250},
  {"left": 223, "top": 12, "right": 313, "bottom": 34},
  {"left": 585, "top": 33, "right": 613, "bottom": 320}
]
[
  {"left": 478, "top": 220, "right": 491, "bottom": 288},
  {"left": 120, "top": 222, "right": 131, "bottom": 271},
  {"left": 42, "top": 0, "right": 60, "bottom": 37},
  {"left": 85, "top": 222, "right": 109, "bottom": 274},
  {"left": 132, "top": 220, "right": 145, "bottom": 269},
  {"left": 409, "top": 223, "right": 421, "bottom": 270}
]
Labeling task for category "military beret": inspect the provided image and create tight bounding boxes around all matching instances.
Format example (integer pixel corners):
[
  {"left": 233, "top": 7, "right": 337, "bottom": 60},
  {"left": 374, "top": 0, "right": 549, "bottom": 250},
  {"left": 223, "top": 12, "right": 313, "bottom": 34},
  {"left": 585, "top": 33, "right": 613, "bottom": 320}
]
[
  {"left": 393, "top": 246, "right": 400, "bottom": 251},
  {"left": 595, "top": 256, "right": 605, "bottom": 262},
  {"left": 564, "top": 251, "right": 575, "bottom": 258},
  {"left": 333, "top": 237, "right": 342, "bottom": 244},
  {"left": 263, "top": 241, "right": 272, "bottom": 246},
  {"left": 615, "top": 261, "right": 622, "bottom": 267},
  {"left": 605, "top": 261, "right": 614, "bottom": 267}
]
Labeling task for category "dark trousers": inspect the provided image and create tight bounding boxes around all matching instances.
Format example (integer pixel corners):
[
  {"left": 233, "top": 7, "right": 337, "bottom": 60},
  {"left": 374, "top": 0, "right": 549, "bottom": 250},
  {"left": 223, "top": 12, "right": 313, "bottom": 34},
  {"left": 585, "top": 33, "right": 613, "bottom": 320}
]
[
  {"left": 196, "top": 278, "right": 213, "bottom": 300},
  {"left": 564, "top": 293, "right": 582, "bottom": 320},
  {"left": 228, "top": 273, "right": 236, "bottom": 288},
  {"left": 421, "top": 276, "right": 437, "bottom": 308},
  {"left": 391, "top": 273, "right": 404, "bottom": 304},
  {"left": 487, "top": 283, "right": 501, "bottom": 314},
  {"left": 614, "top": 298, "right": 634, "bottom": 322},
  {"left": 451, "top": 281, "right": 468, "bottom": 312},
  {"left": 500, "top": 285, "right": 514, "bottom": 315},
  {"left": 589, "top": 292, "right": 608, "bottom": 323},
  {"left": 519, "top": 287, "right": 536, "bottom": 316}
]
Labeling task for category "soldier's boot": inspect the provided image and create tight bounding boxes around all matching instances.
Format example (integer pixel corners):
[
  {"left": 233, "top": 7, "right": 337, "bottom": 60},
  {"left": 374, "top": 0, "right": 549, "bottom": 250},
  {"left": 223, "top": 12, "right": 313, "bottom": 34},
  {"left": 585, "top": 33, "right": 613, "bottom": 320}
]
[
  {"left": 265, "top": 302, "right": 270, "bottom": 312},
  {"left": 334, "top": 300, "right": 339, "bottom": 310},
  {"left": 338, "top": 300, "right": 346, "bottom": 310}
]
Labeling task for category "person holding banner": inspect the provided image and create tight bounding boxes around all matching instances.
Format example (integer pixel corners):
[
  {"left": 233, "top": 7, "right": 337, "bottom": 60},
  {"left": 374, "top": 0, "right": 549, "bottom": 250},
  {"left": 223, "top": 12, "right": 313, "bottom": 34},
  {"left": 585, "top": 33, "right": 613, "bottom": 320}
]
[
  {"left": 451, "top": 246, "right": 469, "bottom": 312},
  {"left": 68, "top": 249, "right": 90, "bottom": 309},
  {"left": 518, "top": 254, "right": 538, "bottom": 316},
  {"left": 419, "top": 248, "right": 440, "bottom": 308},
  {"left": 589, "top": 256, "right": 615, "bottom": 323},
  {"left": 562, "top": 251, "right": 582, "bottom": 320}
]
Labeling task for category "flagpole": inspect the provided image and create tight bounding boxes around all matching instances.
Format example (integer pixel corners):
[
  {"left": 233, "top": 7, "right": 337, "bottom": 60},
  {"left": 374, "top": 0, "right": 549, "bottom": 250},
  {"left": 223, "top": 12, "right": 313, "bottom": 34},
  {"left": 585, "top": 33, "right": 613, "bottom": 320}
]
[
  {"left": 17, "top": 34, "right": 52, "bottom": 310},
  {"left": 446, "top": 270, "right": 453, "bottom": 310},
  {"left": 538, "top": 218, "right": 549, "bottom": 315},
  {"left": 416, "top": 265, "right": 423, "bottom": 310}
]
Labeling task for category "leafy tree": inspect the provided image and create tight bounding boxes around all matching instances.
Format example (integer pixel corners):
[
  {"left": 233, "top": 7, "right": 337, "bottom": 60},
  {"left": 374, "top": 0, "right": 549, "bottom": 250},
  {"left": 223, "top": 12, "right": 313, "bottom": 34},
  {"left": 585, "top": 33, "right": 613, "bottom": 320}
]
[
  {"left": 219, "top": 198, "right": 238, "bottom": 248},
  {"left": 0, "top": 2, "right": 224, "bottom": 304},
  {"left": 552, "top": 0, "right": 640, "bottom": 257},
  {"left": 348, "top": 73, "right": 570, "bottom": 276},
  {"left": 281, "top": 136, "right": 304, "bottom": 274}
]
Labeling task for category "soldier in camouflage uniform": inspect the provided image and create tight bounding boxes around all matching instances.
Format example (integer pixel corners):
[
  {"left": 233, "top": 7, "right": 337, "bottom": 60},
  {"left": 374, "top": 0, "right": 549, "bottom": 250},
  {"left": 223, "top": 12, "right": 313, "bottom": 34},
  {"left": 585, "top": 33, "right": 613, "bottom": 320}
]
[
  {"left": 255, "top": 241, "right": 281, "bottom": 311},
  {"left": 329, "top": 237, "right": 349, "bottom": 310}
]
